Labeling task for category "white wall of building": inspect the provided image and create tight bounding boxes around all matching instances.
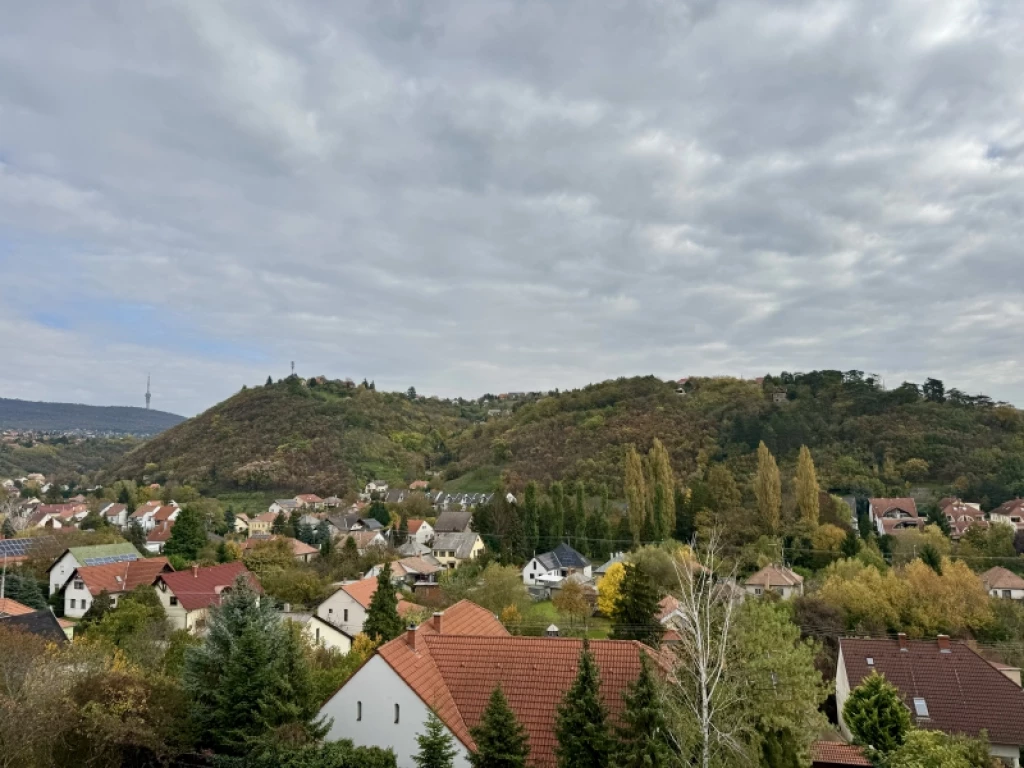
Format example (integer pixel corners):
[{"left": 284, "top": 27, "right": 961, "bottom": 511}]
[
  {"left": 990, "top": 588, "right": 1024, "bottom": 600},
  {"left": 321, "top": 655, "right": 472, "bottom": 768},
  {"left": 316, "top": 588, "right": 367, "bottom": 636},
  {"left": 413, "top": 521, "right": 434, "bottom": 546},
  {"left": 49, "top": 552, "right": 79, "bottom": 596},
  {"left": 306, "top": 616, "right": 352, "bottom": 654}
]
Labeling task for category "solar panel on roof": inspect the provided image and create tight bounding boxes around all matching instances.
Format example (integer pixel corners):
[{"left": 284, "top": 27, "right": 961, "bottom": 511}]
[{"left": 82, "top": 553, "right": 138, "bottom": 566}]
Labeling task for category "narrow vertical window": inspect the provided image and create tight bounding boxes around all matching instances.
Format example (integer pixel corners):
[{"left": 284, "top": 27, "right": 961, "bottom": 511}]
[
  {"left": 395, "top": 703, "right": 400, "bottom": 724},
  {"left": 357, "top": 701, "right": 362, "bottom": 721}
]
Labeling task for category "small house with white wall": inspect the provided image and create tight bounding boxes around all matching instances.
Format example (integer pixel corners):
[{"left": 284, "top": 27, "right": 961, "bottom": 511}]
[
  {"left": 315, "top": 576, "right": 418, "bottom": 637},
  {"left": 99, "top": 503, "right": 129, "bottom": 528},
  {"left": 743, "top": 564, "right": 804, "bottom": 599},
  {"left": 982, "top": 567, "right": 1024, "bottom": 600},
  {"left": 407, "top": 519, "right": 434, "bottom": 546},
  {"left": 522, "top": 543, "right": 592, "bottom": 587},
  {"left": 154, "top": 562, "right": 261, "bottom": 633},
  {"left": 46, "top": 543, "right": 142, "bottom": 596},
  {"left": 59, "top": 557, "right": 173, "bottom": 618}
]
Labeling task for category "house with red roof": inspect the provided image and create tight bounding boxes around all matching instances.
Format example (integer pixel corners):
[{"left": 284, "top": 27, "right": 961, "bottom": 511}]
[
  {"left": 837, "top": 634, "right": 1024, "bottom": 766},
  {"left": 868, "top": 497, "right": 923, "bottom": 536},
  {"left": 315, "top": 576, "right": 419, "bottom": 636},
  {"left": 319, "top": 601, "right": 658, "bottom": 768},
  {"left": 242, "top": 534, "right": 320, "bottom": 563},
  {"left": 406, "top": 518, "right": 434, "bottom": 546},
  {"left": 146, "top": 521, "right": 175, "bottom": 553},
  {"left": 58, "top": 557, "right": 173, "bottom": 618},
  {"left": 295, "top": 494, "right": 325, "bottom": 510},
  {"left": 154, "top": 562, "right": 260, "bottom": 632},
  {"left": 744, "top": 564, "right": 804, "bottom": 599}
]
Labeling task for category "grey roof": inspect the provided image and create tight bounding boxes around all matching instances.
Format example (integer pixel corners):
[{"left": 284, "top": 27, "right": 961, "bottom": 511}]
[
  {"left": 434, "top": 510, "right": 473, "bottom": 533},
  {"left": 595, "top": 552, "right": 627, "bottom": 575},
  {"left": 432, "top": 532, "right": 481, "bottom": 559},
  {"left": 398, "top": 539, "right": 432, "bottom": 557},
  {"left": 536, "top": 543, "right": 591, "bottom": 572},
  {"left": 326, "top": 513, "right": 362, "bottom": 532},
  {"left": 0, "top": 610, "right": 67, "bottom": 644},
  {"left": 359, "top": 518, "right": 384, "bottom": 531},
  {"left": 274, "top": 499, "right": 300, "bottom": 509}
]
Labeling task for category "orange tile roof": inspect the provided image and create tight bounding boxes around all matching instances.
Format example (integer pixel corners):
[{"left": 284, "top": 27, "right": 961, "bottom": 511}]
[
  {"left": 339, "top": 576, "right": 418, "bottom": 616},
  {"left": 0, "top": 598, "right": 35, "bottom": 616},
  {"left": 810, "top": 741, "right": 871, "bottom": 766},
  {"left": 379, "top": 632, "right": 652, "bottom": 767},
  {"left": 73, "top": 558, "right": 174, "bottom": 595},
  {"left": 242, "top": 535, "right": 319, "bottom": 557},
  {"left": 148, "top": 521, "right": 175, "bottom": 542},
  {"left": 153, "top": 505, "right": 178, "bottom": 522},
  {"left": 407, "top": 519, "right": 426, "bottom": 534}
]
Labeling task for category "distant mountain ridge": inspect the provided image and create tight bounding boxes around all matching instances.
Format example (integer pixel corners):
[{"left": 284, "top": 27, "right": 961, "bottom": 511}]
[{"left": 0, "top": 397, "right": 185, "bottom": 435}]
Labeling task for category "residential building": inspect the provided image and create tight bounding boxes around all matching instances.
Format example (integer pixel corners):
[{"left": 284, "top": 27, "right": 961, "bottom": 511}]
[
  {"left": 0, "top": 597, "right": 35, "bottom": 617},
  {"left": 154, "top": 562, "right": 261, "bottom": 633},
  {"left": 744, "top": 564, "right": 804, "bottom": 599},
  {"left": 367, "top": 556, "right": 442, "bottom": 588},
  {"left": 46, "top": 543, "right": 141, "bottom": 596},
  {"left": 242, "top": 535, "right": 320, "bottom": 563},
  {"left": 338, "top": 530, "right": 388, "bottom": 555},
  {"left": 365, "top": 480, "right": 389, "bottom": 497},
  {"left": 323, "top": 496, "right": 343, "bottom": 509},
  {"left": 431, "top": 532, "right": 485, "bottom": 569},
  {"left": 522, "top": 543, "right": 592, "bottom": 587},
  {"left": 99, "top": 502, "right": 129, "bottom": 528},
  {"left": 594, "top": 552, "right": 627, "bottom": 577},
  {"left": 982, "top": 567, "right": 1024, "bottom": 600},
  {"left": 59, "top": 557, "right": 173, "bottom": 618},
  {"left": 319, "top": 611, "right": 659, "bottom": 768},
  {"left": 248, "top": 512, "right": 277, "bottom": 536},
  {"left": 233, "top": 513, "right": 251, "bottom": 535},
  {"left": 269, "top": 499, "right": 301, "bottom": 516},
  {"left": 295, "top": 494, "right": 325, "bottom": 510},
  {"left": 326, "top": 513, "right": 376, "bottom": 537},
  {"left": 315, "top": 576, "right": 418, "bottom": 636},
  {"left": 406, "top": 519, "right": 434, "bottom": 546},
  {"left": 868, "top": 497, "right": 922, "bottom": 536},
  {"left": 146, "top": 521, "right": 175, "bottom": 553},
  {"left": 282, "top": 611, "right": 354, "bottom": 654},
  {"left": 433, "top": 510, "right": 473, "bottom": 534},
  {"left": 0, "top": 609, "right": 67, "bottom": 644},
  {"left": 991, "top": 499, "right": 1024, "bottom": 531},
  {"left": 129, "top": 500, "right": 164, "bottom": 532},
  {"left": 837, "top": 635, "right": 1024, "bottom": 767}
]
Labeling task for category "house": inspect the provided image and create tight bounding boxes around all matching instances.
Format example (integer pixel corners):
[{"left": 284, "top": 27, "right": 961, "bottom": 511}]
[
  {"left": 522, "top": 543, "right": 592, "bottom": 587},
  {"left": 982, "top": 567, "right": 1024, "bottom": 600},
  {"left": 282, "top": 611, "right": 354, "bottom": 654},
  {"left": 154, "top": 562, "right": 261, "bottom": 633},
  {"left": 146, "top": 521, "right": 175, "bottom": 553},
  {"left": 771, "top": 388, "right": 788, "bottom": 404},
  {"left": 295, "top": 494, "right": 325, "bottom": 510},
  {"left": 324, "top": 496, "right": 343, "bottom": 509},
  {"left": 657, "top": 595, "right": 687, "bottom": 631},
  {"left": 367, "top": 556, "right": 443, "bottom": 588},
  {"left": 99, "top": 502, "right": 129, "bottom": 528},
  {"left": 59, "top": 557, "right": 173, "bottom": 618},
  {"left": 0, "top": 609, "right": 68, "bottom": 645},
  {"left": 248, "top": 512, "right": 278, "bottom": 536},
  {"left": 338, "top": 530, "right": 388, "bottom": 555},
  {"left": 315, "top": 576, "right": 419, "bottom": 636},
  {"left": 327, "top": 513, "right": 373, "bottom": 537},
  {"left": 406, "top": 519, "right": 434, "bottom": 546},
  {"left": 319, "top": 610, "right": 660, "bottom": 768},
  {"left": 26, "top": 507, "right": 63, "bottom": 529},
  {"left": 153, "top": 504, "right": 180, "bottom": 527},
  {"left": 243, "top": 535, "right": 320, "bottom": 563},
  {"left": 868, "top": 497, "right": 922, "bottom": 536},
  {"left": 129, "top": 500, "right": 164, "bottom": 532},
  {"left": 46, "top": 542, "right": 142, "bottom": 596},
  {"left": 233, "top": 514, "right": 251, "bottom": 535},
  {"left": 36, "top": 503, "right": 89, "bottom": 526},
  {"left": 810, "top": 742, "right": 871, "bottom": 768},
  {"left": 744, "top": 564, "right": 804, "bottom": 599},
  {"left": 431, "top": 532, "right": 485, "bottom": 569},
  {"left": 409, "top": 480, "right": 429, "bottom": 491},
  {"left": 836, "top": 635, "right": 1024, "bottom": 767},
  {"left": 991, "top": 499, "right": 1024, "bottom": 531},
  {"left": 433, "top": 510, "right": 473, "bottom": 534},
  {"left": 269, "top": 499, "right": 300, "bottom": 517},
  {"left": 365, "top": 480, "right": 389, "bottom": 497}
]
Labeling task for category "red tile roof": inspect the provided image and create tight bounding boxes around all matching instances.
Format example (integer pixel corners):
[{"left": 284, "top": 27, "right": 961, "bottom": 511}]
[
  {"left": 810, "top": 741, "right": 871, "bottom": 766},
  {"left": 131, "top": 500, "right": 162, "bottom": 519},
  {"left": 339, "top": 576, "right": 418, "bottom": 616},
  {"left": 296, "top": 494, "right": 323, "bottom": 503},
  {"left": 982, "top": 567, "right": 1024, "bottom": 591},
  {"left": 156, "top": 562, "right": 260, "bottom": 612},
  {"left": 745, "top": 564, "right": 803, "bottom": 587},
  {"left": 840, "top": 637, "right": 1024, "bottom": 745},
  {"left": 153, "top": 505, "right": 178, "bottom": 522},
  {"left": 0, "top": 598, "right": 35, "bottom": 617},
  {"left": 869, "top": 497, "right": 918, "bottom": 517},
  {"left": 148, "top": 521, "right": 175, "bottom": 542},
  {"left": 73, "top": 558, "right": 173, "bottom": 596},
  {"left": 993, "top": 499, "right": 1024, "bottom": 517},
  {"left": 242, "top": 535, "right": 319, "bottom": 558},
  {"left": 381, "top": 635, "right": 655, "bottom": 767},
  {"left": 407, "top": 519, "right": 427, "bottom": 534}
]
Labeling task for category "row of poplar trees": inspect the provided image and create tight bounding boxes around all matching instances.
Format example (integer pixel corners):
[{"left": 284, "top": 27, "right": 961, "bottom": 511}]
[
  {"left": 624, "top": 438, "right": 676, "bottom": 545},
  {"left": 754, "top": 441, "right": 820, "bottom": 535}
]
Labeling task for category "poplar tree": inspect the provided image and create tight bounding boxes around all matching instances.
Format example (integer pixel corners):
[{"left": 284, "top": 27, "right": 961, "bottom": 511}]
[
  {"left": 754, "top": 441, "right": 782, "bottom": 535},
  {"left": 414, "top": 711, "right": 458, "bottom": 768},
  {"left": 796, "top": 445, "right": 820, "bottom": 526},
  {"left": 651, "top": 484, "right": 668, "bottom": 542},
  {"left": 363, "top": 571, "right": 404, "bottom": 642},
  {"left": 616, "top": 651, "right": 671, "bottom": 768},
  {"left": 538, "top": 499, "right": 556, "bottom": 553},
  {"left": 647, "top": 439, "right": 675, "bottom": 536},
  {"left": 555, "top": 641, "right": 613, "bottom": 768},
  {"left": 469, "top": 686, "right": 530, "bottom": 768},
  {"left": 585, "top": 508, "right": 610, "bottom": 561},
  {"left": 624, "top": 446, "right": 648, "bottom": 546},
  {"left": 574, "top": 483, "right": 586, "bottom": 544},
  {"left": 550, "top": 482, "right": 565, "bottom": 547},
  {"left": 564, "top": 482, "right": 580, "bottom": 548},
  {"left": 522, "top": 482, "right": 540, "bottom": 555}
]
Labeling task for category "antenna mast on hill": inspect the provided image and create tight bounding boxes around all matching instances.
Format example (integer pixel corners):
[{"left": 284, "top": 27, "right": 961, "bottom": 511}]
[
  {"left": 145, "top": 375, "right": 151, "bottom": 410},
  {"left": 291, "top": 361, "right": 295, "bottom": 376}
]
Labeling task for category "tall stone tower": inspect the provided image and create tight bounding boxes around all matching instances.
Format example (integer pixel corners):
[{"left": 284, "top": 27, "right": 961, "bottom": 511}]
[{"left": 145, "top": 375, "right": 151, "bottom": 410}]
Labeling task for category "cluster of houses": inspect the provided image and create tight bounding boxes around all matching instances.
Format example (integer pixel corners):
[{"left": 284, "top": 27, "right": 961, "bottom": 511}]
[{"left": 868, "top": 495, "right": 1024, "bottom": 541}]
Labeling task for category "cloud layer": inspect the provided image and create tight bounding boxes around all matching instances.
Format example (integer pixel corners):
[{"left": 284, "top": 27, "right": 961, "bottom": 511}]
[{"left": 2, "top": 0, "right": 1023, "bottom": 415}]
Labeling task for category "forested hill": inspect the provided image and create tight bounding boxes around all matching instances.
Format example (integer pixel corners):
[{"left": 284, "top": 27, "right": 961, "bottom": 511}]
[
  {"left": 105, "top": 372, "right": 1024, "bottom": 509},
  {"left": 0, "top": 397, "right": 184, "bottom": 435}
]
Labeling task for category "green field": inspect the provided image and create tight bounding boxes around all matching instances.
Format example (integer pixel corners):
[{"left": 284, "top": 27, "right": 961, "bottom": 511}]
[{"left": 521, "top": 600, "right": 611, "bottom": 639}]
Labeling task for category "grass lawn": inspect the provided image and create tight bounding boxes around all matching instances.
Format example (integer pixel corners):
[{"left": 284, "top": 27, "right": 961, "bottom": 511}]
[
  {"left": 521, "top": 600, "right": 612, "bottom": 639},
  {"left": 444, "top": 465, "right": 502, "bottom": 493}
]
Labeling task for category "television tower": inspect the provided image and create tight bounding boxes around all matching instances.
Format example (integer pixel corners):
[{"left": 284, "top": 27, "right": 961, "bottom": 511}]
[{"left": 145, "top": 375, "right": 151, "bottom": 410}]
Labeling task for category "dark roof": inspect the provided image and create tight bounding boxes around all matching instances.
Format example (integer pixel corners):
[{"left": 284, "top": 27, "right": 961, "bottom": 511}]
[
  {"left": 359, "top": 518, "right": 383, "bottom": 531},
  {"left": 840, "top": 637, "right": 1024, "bottom": 745},
  {"left": 326, "top": 513, "right": 362, "bottom": 532},
  {"left": 0, "top": 610, "right": 67, "bottom": 644},
  {"left": 434, "top": 510, "right": 472, "bottom": 533},
  {"left": 536, "top": 542, "right": 590, "bottom": 571}
]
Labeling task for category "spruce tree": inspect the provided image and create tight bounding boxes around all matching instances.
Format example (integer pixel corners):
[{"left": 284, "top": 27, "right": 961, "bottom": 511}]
[
  {"left": 843, "top": 671, "right": 910, "bottom": 755},
  {"left": 1, "top": 516, "right": 15, "bottom": 539},
  {"left": 469, "top": 686, "right": 530, "bottom": 768},
  {"left": 224, "top": 506, "right": 236, "bottom": 533},
  {"left": 611, "top": 563, "right": 662, "bottom": 647},
  {"left": 414, "top": 711, "right": 458, "bottom": 768},
  {"left": 363, "top": 570, "right": 404, "bottom": 642},
  {"left": 840, "top": 529, "right": 860, "bottom": 558},
  {"left": 795, "top": 445, "right": 820, "bottom": 526},
  {"left": 265, "top": 375, "right": 273, "bottom": 387},
  {"left": 674, "top": 486, "right": 694, "bottom": 543},
  {"left": 163, "top": 505, "right": 207, "bottom": 561},
  {"left": 288, "top": 509, "right": 302, "bottom": 538},
  {"left": 398, "top": 513, "right": 409, "bottom": 546},
  {"left": 616, "top": 651, "right": 671, "bottom": 768},
  {"left": 754, "top": 441, "right": 782, "bottom": 535},
  {"left": 555, "top": 640, "right": 613, "bottom": 768},
  {"left": 369, "top": 501, "right": 391, "bottom": 528},
  {"left": 0, "top": 571, "right": 47, "bottom": 609}
]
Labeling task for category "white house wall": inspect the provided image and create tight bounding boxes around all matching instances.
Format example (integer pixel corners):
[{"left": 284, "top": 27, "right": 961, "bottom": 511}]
[
  {"left": 49, "top": 553, "right": 79, "bottom": 596},
  {"left": 321, "top": 655, "right": 471, "bottom": 768},
  {"left": 317, "top": 589, "right": 367, "bottom": 636}
]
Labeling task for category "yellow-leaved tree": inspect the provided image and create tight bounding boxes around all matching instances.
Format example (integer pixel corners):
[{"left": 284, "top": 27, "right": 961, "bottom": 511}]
[
  {"left": 753, "top": 441, "right": 782, "bottom": 535},
  {"left": 795, "top": 445, "right": 820, "bottom": 526},
  {"left": 597, "top": 561, "right": 625, "bottom": 616}
]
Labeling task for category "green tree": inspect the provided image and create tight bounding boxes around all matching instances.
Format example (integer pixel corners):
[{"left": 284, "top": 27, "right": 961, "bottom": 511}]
[
  {"left": 624, "top": 447, "right": 648, "bottom": 546},
  {"left": 288, "top": 509, "right": 302, "bottom": 538},
  {"left": 469, "top": 686, "right": 530, "bottom": 768},
  {"left": 549, "top": 482, "right": 565, "bottom": 549},
  {"left": 754, "top": 441, "right": 782, "bottom": 536},
  {"left": 0, "top": 570, "right": 47, "bottom": 609},
  {"left": 2, "top": 517, "right": 15, "bottom": 538},
  {"left": 585, "top": 507, "right": 610, "bottom": 562},
  {"left": 363, "top": 571, "right": 404, "bottom": 642},
  {"left": 265, "top": 375, "right": 273, "bottom": 387},
  {"left": 843, "top": 672, "right": 911, "bottom": 755},
  {"left": 126, "top": 519, "right": 148, "bottom": 553},
  {"left": 841, "top": 529, "right": 860, "bottom": 558},
  {"left": 413, "top": 711, "right": 458, "bottom": 768},
  {"left": 408, "top": 386, "right": 418, "bottom": 400},
  {"left": 611, "top": 563, "right": 662, "bottom": 647},
  {"left": 224, "top": 506, "right": 236, "bottom": 533},
  {"left": 522, "top": 482, "right": 540, "bottom": 556},
  {"left": 650, "top": 484, "right": 668, "bottom": 542},
  {"left": 616, "top": 650, "right": 671, "bottom": 768},
  {"left": 369, "top": 501, "right": 391, "bottom": 529},
  {"left": 887, "top": 728, "right": 994, "bottom": 768},
  {"left": 163, "top": 505, "right": 207, "bottom": 562},
  {"left": 77, "top": 589, "right": 114, "bottom": 633},
  {"left": 271, "top": 512, "right": 287, "bottom": 535},
  {"left": 555, "top": 640, "right": 613, "bottom": 768},
  {"left": 647, "top": 438, "right": 675, "bottom": 537},
  {"left": 706, "top": 465, "right": 741, "bottom": 516},
  {"left": 795, "top": 446, "right": 820, "bottom": 526}
]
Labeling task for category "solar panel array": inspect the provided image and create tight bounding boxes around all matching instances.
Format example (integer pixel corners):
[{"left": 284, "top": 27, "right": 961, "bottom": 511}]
[
  {"left": 82, "top": 553, "right": 138, "bottom": 566},
  {"left": 0, "top": 538, "right": 37, "bottom": 558}
]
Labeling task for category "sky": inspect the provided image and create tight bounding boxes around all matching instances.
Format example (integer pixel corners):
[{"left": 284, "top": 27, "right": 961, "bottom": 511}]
[{"left": 2, "top": 0, "right": 1024, "bottom": 417}]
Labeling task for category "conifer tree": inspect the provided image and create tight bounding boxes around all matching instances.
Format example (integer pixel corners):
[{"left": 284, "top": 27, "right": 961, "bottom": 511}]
[
  {"left": 126, "top": 519, "right": 148, "bottom": 553},
  {"left": 550, "top": 482, "right": 565, "bottom": 548},
  {"left": 317, "top": 520, "right": 334, "bottom": 556},
  {"left": 555, "top": 640, "right": 613, "bottom": 768},
  {"left": 795, "top": 445, "right": 820, "bottom": 526},
  {"left": 224, "top": 506, "right": 236, "bottom": 533},
  {"left": 265, "top": 375, "right": 273, "bottom": 387},
  {"left": 754, "top": 441, "right": 782, "bottom": 535},
  {"left": 414, "top": 711, "right": 458, "bottom": 768},
  {"left": 369, "top": 501, "right": 391, "bottom": 528},
  {"left": 537, "top": 499, "right": 555, "bottom": 553},
  {"left": 647, "top": 439, "right": 675, "bottom": 536},
  {"left": 522, "top": 482, "right": 539, "bottom": 555},
  {"left": 363, "top": 570, "right": 404, "bottom": 642},
  {"left": 611, "top": 563, "right": 662, "bottom": 647},
  {"left": 616, "top": 651, "right": 671, "bottom": 768},
  {"left": 624, "top": 446, "right": 648, "bottom": 546},
  {"left": 585, "top": 508, "right": 610, "bottom": 561},
  {"left": 2, "top": 516, "right": 15, "bottom": 539},
  {"left": 674, "top": 486, "right": 694, "bottom": 542},
  {"left": 163, "top": 505, "right": 207, "bottom": 561},
  {"left": 271, "top": 512, "right": 287, "bottom": 535},
  {"left": 843, "top": 671, "right": 910, "bottom": 755},
  {"left": 469, "top": 686, "right": 530, "bottom": 768},
  {"left": 615, "top": 514, "right": 633, "bottom": 551},
  {"left": 399, "top": 513, "right": 410, "bottom": 546}
]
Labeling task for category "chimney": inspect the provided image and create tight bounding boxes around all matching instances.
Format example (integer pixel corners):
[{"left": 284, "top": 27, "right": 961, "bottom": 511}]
[
  {"left": 406, "top": 623, "right": 418, "bottom": 651},
  {"left": 937, "top": 635, "right": 951, "bottom": 653},
  {"left": 897, "top": 633, "right": 908, "bottom": 652},
  {"left": 192, "top": 564, "right": 199, "bottom": 578},
  {"left": 432, "top": 611, "right": 443, "bottom": 634}
]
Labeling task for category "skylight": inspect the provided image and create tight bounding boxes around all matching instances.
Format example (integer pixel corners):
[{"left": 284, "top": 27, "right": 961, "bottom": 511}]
[
  {"left": 866, "top": 657, "right": 874, "bottom": 666},
  {"left": 913, "top": 697, "right": 929, "bottom": 718}
]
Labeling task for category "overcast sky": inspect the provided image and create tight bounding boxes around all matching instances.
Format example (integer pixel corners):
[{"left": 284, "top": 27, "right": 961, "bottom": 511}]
[{"left": 2, "top": 1, "right": 1023, "bottom": 416}]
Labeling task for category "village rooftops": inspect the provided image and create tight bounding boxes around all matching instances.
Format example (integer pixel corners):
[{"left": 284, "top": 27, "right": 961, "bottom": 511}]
[
  {"left": 810, "top": 742, "right": 871, "bottom": 767},
  {"left": 336, "top": 576, "right": 418, "bottom": 617},
  {"left": 433, "top": 509, "right": 473, "bottom": 533},
  {"left": 0, "top": 609, "right": 67, "bottom": 644},
  {"left": 47, "top": 542, "right": 141, "bottom": 572},
  {"left": 0, "top": 597, "right": 35, "bottom": 617},
  {"left": 869, "top": 497, "right": 918, "bottom": 517},
  {"left": 67, "top": 557, "right": 173, "bottom": 595}
]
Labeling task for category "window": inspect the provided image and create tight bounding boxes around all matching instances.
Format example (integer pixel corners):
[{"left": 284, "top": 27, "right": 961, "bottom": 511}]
[
  {"left": 913, "top": 697, "right": 929, "bottom": 718},
  {"left": 169, "top": 596, "right": 178, "bottom": 606},
  {"left": 1003, "top": 590, "right": 1012, "bottom": 598},
  {"left": 754, "top": 588, "right": 762, "bottom": 595},
  {"left": 73, "top": 580, "right": 84, "bottom": 590},
  {"left": 394, "top": 704, "right": 400, "bottom": 724},
  {"left": 357, "top": 702, "right": 362, "bottom": 721},
  {"left": 69, "top": 599, "right": 76, "bottom": 609},
  {"left": 343, "top": 609, "right": 349, "bottom": 622},
  {"left": 866, "top": 657, "right": 874, "bottom": 666}
]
